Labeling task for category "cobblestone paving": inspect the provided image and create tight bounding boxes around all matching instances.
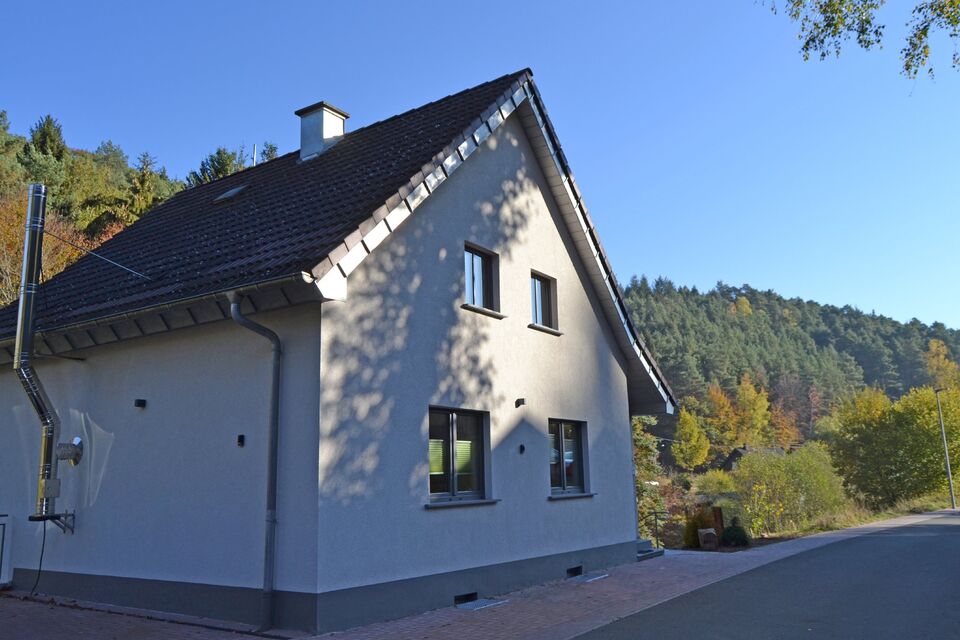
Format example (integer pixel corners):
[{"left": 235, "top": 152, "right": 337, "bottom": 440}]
[{"left": 0, "top": 513, "right": 940, "bottom": 640}]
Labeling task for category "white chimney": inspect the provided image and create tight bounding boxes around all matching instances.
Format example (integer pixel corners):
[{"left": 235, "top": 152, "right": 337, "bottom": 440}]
[{"left": 295, "top": 101, "right": 349, "bottom": 161}]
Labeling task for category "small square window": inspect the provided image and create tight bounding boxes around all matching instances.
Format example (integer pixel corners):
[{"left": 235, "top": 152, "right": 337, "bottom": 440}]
[
  {"left": 549, "top": 420, "right": 585, "bottom": 494},
  {"left": 465, "top": 246, "right": 496, "bottom": 310},
  {"left": 531, "top": 273, "right": 557, "bottom": 329},
  {"left": 429, "top": 408, "right": 486, "bottom": 500}
]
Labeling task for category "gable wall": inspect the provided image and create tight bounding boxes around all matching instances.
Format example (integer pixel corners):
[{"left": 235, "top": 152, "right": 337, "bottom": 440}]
[{"left": 317, "top": 116, "right": 636, "bottom": 595}]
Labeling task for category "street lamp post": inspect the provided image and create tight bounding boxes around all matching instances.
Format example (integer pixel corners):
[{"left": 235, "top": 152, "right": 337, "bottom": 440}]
[{"left": 934, "top": 388, "right": 956, "bottom": 510}]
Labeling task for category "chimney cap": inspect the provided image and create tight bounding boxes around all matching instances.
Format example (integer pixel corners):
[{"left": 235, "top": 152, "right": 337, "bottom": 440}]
[{"left": 294, "top": 101, "right": 350, "bottom": 119}]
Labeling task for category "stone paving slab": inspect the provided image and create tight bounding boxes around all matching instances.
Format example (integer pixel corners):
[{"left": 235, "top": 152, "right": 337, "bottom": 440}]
[{"left": 0, "top": 512, "right": 946, "bottom": 640}]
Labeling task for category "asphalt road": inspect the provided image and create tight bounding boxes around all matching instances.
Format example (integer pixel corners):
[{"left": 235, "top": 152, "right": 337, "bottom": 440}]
[{"left": 582, "top": 513, "right": 960, "bottom": 640}]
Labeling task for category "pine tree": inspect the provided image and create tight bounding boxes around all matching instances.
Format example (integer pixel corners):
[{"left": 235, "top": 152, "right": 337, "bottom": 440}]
[
  {"left": 130, "top": 152, "right": 159, "bottom": 217},
  {"left": 186, "top": 147, "right": 246, "bottom": 187},
  {"left": 260, "top": 141, "right": 278, "bottom": 163},
  {"left": 29, "top": 114, "right": 67, "bottom": 160}
]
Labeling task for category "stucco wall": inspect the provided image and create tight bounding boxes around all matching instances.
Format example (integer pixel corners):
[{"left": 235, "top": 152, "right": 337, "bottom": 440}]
[
  {"left": 317, "top": 115, "right": 635, "bottom": 593},
  {"left": 0, "top": 304, "right": 322, "bottom": 595}
]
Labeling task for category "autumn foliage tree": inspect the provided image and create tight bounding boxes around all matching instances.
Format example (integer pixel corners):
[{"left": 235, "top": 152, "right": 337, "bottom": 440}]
[
  {"left": 924, "top": 339, "right": 960, "bottom": 390},
  {"left": 672, "top": 408, "right": 710, "bottom": 470},
  {"left": 0, "top": 194, "right": 85, "bottom": 305},
  {"left": 735, "top": 374, "right": 773, "bottom": 447}
]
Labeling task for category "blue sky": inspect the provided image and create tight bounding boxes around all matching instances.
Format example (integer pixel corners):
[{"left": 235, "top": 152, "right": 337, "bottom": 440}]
[{"left": 3, "top": 1, "right": 958, "bottom": 327}]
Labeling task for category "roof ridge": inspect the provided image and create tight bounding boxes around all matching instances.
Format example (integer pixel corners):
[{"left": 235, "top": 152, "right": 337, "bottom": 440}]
[
  {"left": 172, "top": 70, "right": 532, "bottom": 194},
  {"left": 332, "top": 68, "right": 532, "bottom": 141}
]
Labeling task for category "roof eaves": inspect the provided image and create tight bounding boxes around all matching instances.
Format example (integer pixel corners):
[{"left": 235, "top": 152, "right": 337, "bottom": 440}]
[{"left": 0, "top": 271, "right": 311, "bottom": 354}]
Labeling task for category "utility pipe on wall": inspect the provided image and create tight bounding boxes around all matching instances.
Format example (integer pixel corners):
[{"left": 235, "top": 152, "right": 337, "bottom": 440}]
[
  {"left": 14, "top": 184, "right": 82, "bottom": 533},
  {"left": 227, "top": 293, "right": 282, "bottom": 631}
]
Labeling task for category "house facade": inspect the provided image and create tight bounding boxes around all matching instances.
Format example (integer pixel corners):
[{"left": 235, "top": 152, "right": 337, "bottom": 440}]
[{"left": 0, "top": 69, "right": 675, "bottom": 633}]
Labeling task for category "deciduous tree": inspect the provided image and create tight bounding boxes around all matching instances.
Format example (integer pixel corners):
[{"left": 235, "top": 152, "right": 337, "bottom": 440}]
[
  {"left": 735, "top": 374, "right": 772, "bottom": 447},
  {"left": 830, "top": 386, "right": 959, "bottom": 507},
  {"left": 672, "top": 408, "right": 710, "bottom": 470},
  {"left": 775, "top": 0, "right": 960, "bottom": 77},
  {"left": 925, "top": 339, "right": 960, "bottom": 389}
]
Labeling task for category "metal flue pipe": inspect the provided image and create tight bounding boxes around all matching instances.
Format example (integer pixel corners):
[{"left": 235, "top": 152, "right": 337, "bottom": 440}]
[
  {"left": 228, "top": 293, "right": 282, "bottom": 631},
  {"left": 13, "top": 184, "right": 81, "bottom": 526}
]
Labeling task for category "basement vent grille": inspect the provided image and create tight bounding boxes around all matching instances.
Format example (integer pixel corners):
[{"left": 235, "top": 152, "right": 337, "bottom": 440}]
[
  {"left": 213, "top": 185, "right": 247, "bottom": 203},
  {"left": 455, "top": 597, "right": 508, "bottom": 611},
  {"left": 569, "top": 571, "right": 608, "bottom": 584}
]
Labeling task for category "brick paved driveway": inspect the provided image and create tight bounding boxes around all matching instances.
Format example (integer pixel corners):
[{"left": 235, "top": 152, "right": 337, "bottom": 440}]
[{"left": 0, "top": 595, "right": 261, "bottom": 639}]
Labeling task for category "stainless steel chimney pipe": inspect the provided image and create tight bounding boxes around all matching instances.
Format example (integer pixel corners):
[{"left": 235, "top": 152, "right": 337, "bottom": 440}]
[{"left": 13, "top": 184, "right": 81, "bottom": 530}]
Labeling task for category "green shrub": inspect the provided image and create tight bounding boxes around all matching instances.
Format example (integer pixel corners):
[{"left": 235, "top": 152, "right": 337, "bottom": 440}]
[
  {"left": 682, "top": 508, "right": 715, "bottom": 548},
  {"left": 693, "top": 469, "right": 736, "bottom": 501},
  {"left": 720, "top": 517, "right": 750, "bottom": 547},
  {"left": 733, "top": 442, "right": 848, "bottom": 535}
]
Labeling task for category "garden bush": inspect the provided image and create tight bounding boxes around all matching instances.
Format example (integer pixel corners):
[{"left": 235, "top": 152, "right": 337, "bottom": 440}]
[
  {"left": 692, "top": 469, "right": 745, "bottom": 529},
  {"left": 732, "top": 442, "right": 847, "bottom": 536},
  {"left": 720, "top": 517, "right": 750, "bottom": 547}
]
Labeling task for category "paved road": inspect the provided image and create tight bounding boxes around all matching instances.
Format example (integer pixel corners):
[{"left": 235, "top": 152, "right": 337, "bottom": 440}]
[
  {"left": 2, "top": 513, "right": 953, "bottom": 639},
  {"left": 581, "top": 513, "right": 960, "bottom": 640}
]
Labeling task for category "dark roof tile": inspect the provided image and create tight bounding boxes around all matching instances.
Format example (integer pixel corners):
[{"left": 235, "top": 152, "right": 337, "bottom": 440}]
[{"left": 0, "top": 69, "right": 530, "bottom": 339}]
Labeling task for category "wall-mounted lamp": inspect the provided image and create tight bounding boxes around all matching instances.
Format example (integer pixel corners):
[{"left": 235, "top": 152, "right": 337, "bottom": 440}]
[
  {"left": 515, "top": 398, "right": 526, "bottom": 408},
  {"left": 134, "top": 399, "right": 147, "bottom": 409}
]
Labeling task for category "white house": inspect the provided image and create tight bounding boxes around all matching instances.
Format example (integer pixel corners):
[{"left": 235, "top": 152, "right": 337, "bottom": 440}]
[{"left": 0, "top": 69, "right": 676, "bottom": 633}]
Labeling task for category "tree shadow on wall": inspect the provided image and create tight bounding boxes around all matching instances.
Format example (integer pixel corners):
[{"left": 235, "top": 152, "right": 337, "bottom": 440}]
[{"left": 319, "top": 136, "right": 536, "bottom": 505}]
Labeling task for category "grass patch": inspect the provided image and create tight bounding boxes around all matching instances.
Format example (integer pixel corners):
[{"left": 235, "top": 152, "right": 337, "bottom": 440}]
[{"left": 766, "top": 491, "right": 952, "bottom": 539}]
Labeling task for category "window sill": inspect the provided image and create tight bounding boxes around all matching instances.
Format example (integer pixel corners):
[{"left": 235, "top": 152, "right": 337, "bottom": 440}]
[
  {"left": 528, "top": 323, "right": 563, "bottom": 336},
  {"left": 425, "top": 498, "right": 501, "bottom": 510},
  {"left": 548, "top": 492, "right": 595, "bottom": 501},
  {"left": 461, "top": 303, "right": 506, "bottom": 320}
]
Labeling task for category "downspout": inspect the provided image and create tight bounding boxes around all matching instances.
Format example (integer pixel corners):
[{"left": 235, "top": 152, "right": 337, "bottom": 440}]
[{"left": 227, "top": 292, "right": 281, "bottom": 631}]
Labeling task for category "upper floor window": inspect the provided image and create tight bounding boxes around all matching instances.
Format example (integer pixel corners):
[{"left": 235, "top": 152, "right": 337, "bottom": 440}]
[
  {"left": 549, "top": 420, "right": 585, "bottom": 494},
  {"left": 464, "top": 244, "right": 499, "bottom": 312},
  {"left": 531, "top": 272, "right": 557, "bottom": 329}
]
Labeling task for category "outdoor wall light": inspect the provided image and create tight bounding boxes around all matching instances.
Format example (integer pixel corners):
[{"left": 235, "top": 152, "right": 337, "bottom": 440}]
[
  {"left": 519, "top": 444, "right": 526, "bottom": 455},
  {"left": 134, "top": 399, "right": 147, "bottom": 409},
  {"left": 237, "top": 434, "right": 246, "bottom": 448},
  {"left": 515, "top": 398, "right": 526, "bottom": 408}
]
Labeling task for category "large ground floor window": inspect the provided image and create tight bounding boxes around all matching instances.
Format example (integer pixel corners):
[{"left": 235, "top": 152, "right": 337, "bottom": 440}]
[
  {"left": 549, "top": 420, "right": 585, "bottom": 494},
  {"left": 429, "top": 408, "right": 485, "bottom": 500}
]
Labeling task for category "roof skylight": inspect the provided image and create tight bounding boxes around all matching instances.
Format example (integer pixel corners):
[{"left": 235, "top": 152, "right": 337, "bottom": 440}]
[{"left": 213, "top": 185, "right": 247, "bottom": 203}]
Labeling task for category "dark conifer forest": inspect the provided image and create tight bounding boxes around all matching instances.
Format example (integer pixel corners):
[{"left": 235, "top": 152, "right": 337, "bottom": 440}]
[{"left": 624, "top": 276, "right": 960, "bottom": 438}]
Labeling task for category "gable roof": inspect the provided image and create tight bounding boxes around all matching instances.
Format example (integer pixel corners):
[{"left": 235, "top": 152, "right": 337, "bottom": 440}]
[{"left": 0, "top": 69, "right": 676, "bottom": 414}]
